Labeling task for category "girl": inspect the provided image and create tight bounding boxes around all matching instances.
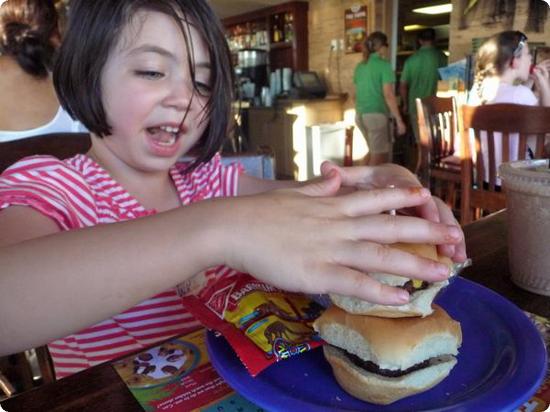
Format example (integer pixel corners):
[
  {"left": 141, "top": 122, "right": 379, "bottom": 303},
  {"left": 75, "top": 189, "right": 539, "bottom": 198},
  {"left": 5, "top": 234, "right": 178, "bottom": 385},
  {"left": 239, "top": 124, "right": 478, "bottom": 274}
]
[
  {"left": 468, "top": 30, "right": 550, "bottom": 183},
  {"left": 0, "top": 0, "right": 465, "bottom": 379},
  {"left": 353, "top": 31, "right": 406, "bottom": 166},
  {"left": 470, "top": 31, "right": 550, "bottom": 106}
]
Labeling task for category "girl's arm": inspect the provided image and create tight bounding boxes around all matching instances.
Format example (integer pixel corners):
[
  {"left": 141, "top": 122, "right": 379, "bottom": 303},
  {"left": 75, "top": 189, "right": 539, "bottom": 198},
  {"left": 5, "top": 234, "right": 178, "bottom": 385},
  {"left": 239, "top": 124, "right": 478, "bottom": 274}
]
[
  {"left": 0, "top": 176, "right": 462, "bottom": 356},
  {"left": 383, "top": 83, "right": 406, "bottom": 135}
]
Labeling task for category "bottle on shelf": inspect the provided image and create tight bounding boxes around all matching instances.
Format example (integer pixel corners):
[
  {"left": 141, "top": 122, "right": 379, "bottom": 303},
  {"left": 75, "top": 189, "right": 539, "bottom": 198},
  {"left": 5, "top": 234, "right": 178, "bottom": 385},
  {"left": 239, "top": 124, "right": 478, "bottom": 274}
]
[
  {"left": 272, "top": 14, "right": 282, "bottom": 43},
  {"left": 284, "top": 13, "right": 294, "bottom": 43}
]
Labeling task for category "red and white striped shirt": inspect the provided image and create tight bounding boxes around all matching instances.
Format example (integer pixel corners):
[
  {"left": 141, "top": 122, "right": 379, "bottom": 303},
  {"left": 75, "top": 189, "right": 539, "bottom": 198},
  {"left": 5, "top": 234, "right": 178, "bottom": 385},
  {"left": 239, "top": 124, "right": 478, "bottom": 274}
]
[{"left": 0, "top": 153, "right": 242, "bottom": 379}]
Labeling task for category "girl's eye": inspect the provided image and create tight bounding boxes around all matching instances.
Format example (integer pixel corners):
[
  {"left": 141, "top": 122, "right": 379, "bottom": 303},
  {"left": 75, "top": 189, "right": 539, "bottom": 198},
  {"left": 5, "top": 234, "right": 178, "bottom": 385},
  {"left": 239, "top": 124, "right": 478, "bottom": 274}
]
[
  {"left": 135, "top": 70, "right": 164, "bottom": 80},
  {"left": 195, "top": 81, "right": 212, "bottom": 95}
]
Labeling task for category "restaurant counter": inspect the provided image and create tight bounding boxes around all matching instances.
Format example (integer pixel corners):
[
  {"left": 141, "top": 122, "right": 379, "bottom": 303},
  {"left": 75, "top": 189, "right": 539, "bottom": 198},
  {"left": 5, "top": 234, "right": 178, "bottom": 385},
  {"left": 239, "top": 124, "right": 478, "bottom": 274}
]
[
  {"left": 247, "top": 94, "right": 348, "bottom": 179},
  {"left": 2, "top": 210, "right": 548, "bottom": 411}
]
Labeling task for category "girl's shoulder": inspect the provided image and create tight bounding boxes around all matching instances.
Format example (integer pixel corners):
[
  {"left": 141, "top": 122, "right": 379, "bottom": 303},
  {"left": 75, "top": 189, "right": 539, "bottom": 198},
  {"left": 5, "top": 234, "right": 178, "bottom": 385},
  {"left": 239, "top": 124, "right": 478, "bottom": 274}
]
[
  {"left": 494, "top": 83, "right": 537, "bottom": 106},
  {"left": 2, "top": 154, "right": 83, "bottom": 176}
]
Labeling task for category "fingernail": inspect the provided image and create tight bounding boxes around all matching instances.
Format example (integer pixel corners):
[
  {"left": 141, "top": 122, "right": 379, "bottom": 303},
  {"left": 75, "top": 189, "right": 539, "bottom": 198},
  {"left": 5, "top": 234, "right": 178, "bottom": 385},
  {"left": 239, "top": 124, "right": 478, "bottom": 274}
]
[
  {"left": 419, "top": 188, "right": 431, "bottom": 197},
  {"left": 447, "top": 225, "right": 461, "bottom": 240},
  {"left": 397, "top": 290, "right": 410, "bottom": 303},
  {"left": 437, "top": 264, "right": 450, "bottom": 279}
]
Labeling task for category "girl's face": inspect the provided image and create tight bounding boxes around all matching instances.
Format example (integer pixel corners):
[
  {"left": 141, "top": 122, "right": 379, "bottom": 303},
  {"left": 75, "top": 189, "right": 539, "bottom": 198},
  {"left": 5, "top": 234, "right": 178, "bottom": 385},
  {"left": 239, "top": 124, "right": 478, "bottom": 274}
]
[
  {"left": 98, "top": 10, "right": 211, "bottom": 173},
  {"left": 513, "top": 41, "right": 532, "bottom": 81}
]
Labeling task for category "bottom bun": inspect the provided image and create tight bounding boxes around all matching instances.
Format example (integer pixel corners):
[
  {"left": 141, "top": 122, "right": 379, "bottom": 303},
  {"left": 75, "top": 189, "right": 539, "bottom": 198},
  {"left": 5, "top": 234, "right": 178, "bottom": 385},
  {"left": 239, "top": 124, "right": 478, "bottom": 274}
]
[{"left": 323, "top": 345, "right": 457, "bottom": 405}]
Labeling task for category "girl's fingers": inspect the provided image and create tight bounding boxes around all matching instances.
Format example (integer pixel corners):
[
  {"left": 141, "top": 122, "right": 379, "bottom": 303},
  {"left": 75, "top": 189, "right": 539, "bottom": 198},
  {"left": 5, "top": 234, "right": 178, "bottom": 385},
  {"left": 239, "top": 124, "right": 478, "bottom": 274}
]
[
  {"left": 320, "top": 161, "right": 375, "bottom": 188},
  {"left": 348, "top": 214, "right": 462, "bottom": 246},
  {"left": 433, "top": 197, "right": 468, "bottom": 262},
  {"left": 412, "top": 197, "right": 441, "bottom": 222},
  {"left": 333, "top": 241, "right": 452, "bottom": 283},
  {"left": 336, "top": 187, "right": 432, "bottom": 216},
  {"left": 296, "top": 168, "right": 341, "bottom": 197},
  {"left": 317, "top": 265, "right": 410, "bottom": 305}
]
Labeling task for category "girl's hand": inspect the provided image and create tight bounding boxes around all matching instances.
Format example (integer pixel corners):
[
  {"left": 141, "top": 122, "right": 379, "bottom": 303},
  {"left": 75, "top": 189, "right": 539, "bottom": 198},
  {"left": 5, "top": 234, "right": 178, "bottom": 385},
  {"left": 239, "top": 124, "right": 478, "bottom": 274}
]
[
  {"left": 219, "top": 171, "right": 463, "bottom": 306},
  {"left": 319, "top": 161, "right": 466, "bottom": 262},
  {"left": 320, "top": 161, "right": 440, "bottom": 221}
]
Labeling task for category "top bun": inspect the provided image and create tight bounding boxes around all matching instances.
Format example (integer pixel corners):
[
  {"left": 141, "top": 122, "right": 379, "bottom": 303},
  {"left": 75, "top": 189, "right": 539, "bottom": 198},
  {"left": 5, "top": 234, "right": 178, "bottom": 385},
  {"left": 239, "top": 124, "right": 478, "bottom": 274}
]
[
  {"left": 330, "top": 243, "right": 453, "bottom": 318},
  {"left": 313, "top": 304, "right": 462, "bottom": 371}
]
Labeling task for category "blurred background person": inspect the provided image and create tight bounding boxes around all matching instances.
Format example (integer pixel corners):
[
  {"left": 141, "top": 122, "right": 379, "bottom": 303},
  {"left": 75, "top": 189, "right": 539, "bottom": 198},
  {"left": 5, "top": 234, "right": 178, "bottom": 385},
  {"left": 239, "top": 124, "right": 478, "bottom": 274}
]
[
  {"left": 353, "top": 31, "right": 406, "bottom": 166},
  {"left": 468, "top": 30, "right": 550, "bottom": 182},
  {"left": 399, "top": 27, "right": 447, "bottom": 144},
  {"left": 0, "top": 0, "right": 84, "bottom": 142}
]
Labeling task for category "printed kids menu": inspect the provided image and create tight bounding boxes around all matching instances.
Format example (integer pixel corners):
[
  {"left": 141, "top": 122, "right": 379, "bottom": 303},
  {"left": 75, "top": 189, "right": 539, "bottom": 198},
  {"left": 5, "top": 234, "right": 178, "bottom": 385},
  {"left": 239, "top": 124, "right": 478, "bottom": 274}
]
[{"left": 112, "top": 329, "right": 263, "bottom": 412}]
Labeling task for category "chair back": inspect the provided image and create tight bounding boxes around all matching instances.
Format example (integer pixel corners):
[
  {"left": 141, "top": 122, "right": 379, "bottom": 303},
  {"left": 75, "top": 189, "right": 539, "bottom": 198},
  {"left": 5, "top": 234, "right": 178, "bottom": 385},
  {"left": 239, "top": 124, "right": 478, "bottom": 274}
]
[
  {"left": 460, "top": 104, "right": 550, "bottom": 224},
  {"left": 0, "top": 132, "right": 91, "bottom": 173},
  {"left": 416, "top": 96, "right": 459, "bottom": 186}
]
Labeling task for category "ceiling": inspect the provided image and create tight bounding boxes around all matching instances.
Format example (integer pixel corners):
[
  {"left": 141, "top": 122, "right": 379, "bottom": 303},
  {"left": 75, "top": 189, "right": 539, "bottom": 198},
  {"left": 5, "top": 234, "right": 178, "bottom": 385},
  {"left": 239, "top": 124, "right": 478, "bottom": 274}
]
[{"left": 210, "top": 0, "right": 296, "bottom": 19}]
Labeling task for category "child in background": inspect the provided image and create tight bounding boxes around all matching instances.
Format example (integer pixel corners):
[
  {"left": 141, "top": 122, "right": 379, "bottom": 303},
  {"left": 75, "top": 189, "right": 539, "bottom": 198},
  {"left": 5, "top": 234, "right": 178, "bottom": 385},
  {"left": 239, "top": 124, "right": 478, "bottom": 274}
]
[
  {"left": 468, "top": 30, "right": 550, "bottom": 182},
  {"left": 0, "top": 0, "right": 465, "bottom": 379},
  {"left": 470, "top": 31, "right": 550, "bottom": 106}
]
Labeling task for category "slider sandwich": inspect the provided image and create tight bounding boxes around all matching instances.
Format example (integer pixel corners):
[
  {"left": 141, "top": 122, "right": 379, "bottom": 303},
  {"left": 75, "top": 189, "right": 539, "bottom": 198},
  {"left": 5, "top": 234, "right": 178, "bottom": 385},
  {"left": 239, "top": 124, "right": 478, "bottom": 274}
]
[
  {"left": 330, "top": 243, "right": 454, "bottom": 318},
  {"left": 313, "top": 304, "right": 462, "bottom": 405}
]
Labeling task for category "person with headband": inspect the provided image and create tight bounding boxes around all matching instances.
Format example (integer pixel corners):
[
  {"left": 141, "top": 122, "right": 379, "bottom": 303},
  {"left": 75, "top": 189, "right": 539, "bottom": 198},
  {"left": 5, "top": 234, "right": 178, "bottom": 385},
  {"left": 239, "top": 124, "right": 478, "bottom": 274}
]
[
  {"left": 468, "top": 30, "right": 550, "bottom": 183},
  {"left": 353, "top": 31, "right": 406, "bottom": 166}
]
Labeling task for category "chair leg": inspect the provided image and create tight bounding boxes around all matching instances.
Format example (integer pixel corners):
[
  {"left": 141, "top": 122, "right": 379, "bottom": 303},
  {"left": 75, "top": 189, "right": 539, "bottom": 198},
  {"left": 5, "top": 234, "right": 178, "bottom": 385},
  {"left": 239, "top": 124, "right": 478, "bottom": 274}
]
[{"left": 35, "top": 346, "right": 55, "bottom": 384}]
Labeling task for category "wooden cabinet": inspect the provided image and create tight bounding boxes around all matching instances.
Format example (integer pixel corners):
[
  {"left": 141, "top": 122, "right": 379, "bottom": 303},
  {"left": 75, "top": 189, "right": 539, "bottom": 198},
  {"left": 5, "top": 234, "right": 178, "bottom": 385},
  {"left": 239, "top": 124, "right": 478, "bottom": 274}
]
[
  {"left": 247, "top": 96, "right": 347, "bottom": 180},
  {"left": 223, "top": 1, "right": 309, "bottom": 72}
]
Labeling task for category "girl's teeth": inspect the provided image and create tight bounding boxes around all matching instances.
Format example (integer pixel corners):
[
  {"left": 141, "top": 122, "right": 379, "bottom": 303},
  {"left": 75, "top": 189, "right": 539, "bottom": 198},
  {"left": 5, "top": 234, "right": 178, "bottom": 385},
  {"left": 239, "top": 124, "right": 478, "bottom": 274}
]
[
  {"left": 156, "top": 133, "right": 176, "bottom": 146},
  {"left": 160, "top": 126, "right": 179, "bottom": 133}
]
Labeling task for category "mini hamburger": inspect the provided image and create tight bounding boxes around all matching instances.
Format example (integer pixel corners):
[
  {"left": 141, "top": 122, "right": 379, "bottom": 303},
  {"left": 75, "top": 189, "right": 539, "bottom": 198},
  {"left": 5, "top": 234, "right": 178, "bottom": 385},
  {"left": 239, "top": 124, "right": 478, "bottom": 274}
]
[
  {"left": 313, "top": 304, "right": 462, "bottom": 405},
  {"left": 330, "top": 243, "right": 454, "bottom": 318}
]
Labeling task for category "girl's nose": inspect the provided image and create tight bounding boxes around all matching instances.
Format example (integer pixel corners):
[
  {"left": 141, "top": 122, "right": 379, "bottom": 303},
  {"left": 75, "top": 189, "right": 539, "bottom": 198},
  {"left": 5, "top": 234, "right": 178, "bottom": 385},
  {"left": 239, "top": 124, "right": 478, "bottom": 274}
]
[{"left": 163, "top": 77, "right": 194, "bottom": 111}]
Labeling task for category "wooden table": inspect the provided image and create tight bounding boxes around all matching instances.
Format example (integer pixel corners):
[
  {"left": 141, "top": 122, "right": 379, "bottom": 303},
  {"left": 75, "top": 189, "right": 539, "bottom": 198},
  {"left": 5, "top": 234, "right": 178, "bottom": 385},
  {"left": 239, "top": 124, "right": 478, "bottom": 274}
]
[{"left": 2, "top": 210, "right": 548, "bottom": 411}]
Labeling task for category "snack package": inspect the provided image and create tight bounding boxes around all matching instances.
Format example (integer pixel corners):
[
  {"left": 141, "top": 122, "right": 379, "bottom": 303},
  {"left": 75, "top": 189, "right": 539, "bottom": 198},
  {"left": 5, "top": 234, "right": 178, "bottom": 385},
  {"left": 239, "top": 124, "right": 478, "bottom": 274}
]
[{"left": 181, "top": 270, "right": 324, "bottom": 376}]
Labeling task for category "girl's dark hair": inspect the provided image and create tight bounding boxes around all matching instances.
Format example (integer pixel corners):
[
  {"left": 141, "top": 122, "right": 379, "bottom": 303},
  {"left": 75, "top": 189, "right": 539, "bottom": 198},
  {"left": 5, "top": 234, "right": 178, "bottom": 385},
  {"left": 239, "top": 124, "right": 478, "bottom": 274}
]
[
  {"left": 474, "top": 31, "right": 526, "bottom": 103},
  {"left": 363, "top": 31, "right": 388, "bottom": 62},
  {"left": 54, "top": 0, "right": 234, "bottom": 171},
  {"left": 0, "top": 0, "right": 59, "bottom": 77}
]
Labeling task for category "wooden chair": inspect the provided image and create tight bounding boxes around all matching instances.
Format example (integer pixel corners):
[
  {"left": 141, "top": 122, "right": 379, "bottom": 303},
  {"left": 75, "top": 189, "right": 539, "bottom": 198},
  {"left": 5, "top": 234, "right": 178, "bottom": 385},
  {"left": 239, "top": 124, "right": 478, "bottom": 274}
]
[
  {"left": 0, "top": 132, "right": 91, "bottom": 172},
  {"left": 0, "top": 132, "right": 91, "bottom": 396},
  {"left": 460, "top": 104, "right": 550, "bottom": 225},
  {"left": 416, "top": 96, "right": 461, "bottom": 211}
]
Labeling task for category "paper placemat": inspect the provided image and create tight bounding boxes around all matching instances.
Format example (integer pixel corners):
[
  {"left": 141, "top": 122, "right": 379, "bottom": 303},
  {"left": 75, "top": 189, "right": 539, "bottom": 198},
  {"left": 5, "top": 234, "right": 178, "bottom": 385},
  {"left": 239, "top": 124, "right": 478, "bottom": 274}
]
[{"left": 112, "top": 329, "right": 263, "bottom": 412}]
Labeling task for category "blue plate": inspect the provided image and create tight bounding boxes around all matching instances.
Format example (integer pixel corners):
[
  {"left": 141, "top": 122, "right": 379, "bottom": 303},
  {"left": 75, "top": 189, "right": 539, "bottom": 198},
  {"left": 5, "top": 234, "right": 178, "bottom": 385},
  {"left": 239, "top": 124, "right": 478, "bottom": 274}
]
[{"left": 206, "top": 277, "right": 547, "bottom": 412}]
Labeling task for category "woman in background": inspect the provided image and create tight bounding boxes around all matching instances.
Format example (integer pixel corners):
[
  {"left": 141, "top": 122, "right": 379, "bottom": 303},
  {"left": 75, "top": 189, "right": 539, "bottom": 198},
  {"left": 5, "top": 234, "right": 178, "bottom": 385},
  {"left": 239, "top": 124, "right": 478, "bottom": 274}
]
[
  {"left": 0, "top": 0, "right": 84, "bottom": 142},
  {"left": 353, "top": 31, "right": 406, "bottom": 166}
]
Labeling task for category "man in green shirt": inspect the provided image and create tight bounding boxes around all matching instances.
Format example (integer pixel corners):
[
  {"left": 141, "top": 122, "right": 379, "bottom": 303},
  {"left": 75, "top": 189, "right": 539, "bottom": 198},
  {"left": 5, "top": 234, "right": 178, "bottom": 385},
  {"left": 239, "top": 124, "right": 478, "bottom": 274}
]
[{"left": 399, "top": 28, "right": 447, "bottom": 142}]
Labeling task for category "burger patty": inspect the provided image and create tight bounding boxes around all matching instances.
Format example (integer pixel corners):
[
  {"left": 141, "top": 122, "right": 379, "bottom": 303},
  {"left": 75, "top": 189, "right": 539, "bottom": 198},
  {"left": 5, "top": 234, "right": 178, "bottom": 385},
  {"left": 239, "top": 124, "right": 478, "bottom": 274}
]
[
  {"left": 340, "top": 347, "right": 453, "bottom": 378},
  {"left": 400, "top": 280, "right": 429, "bottom": 294}
]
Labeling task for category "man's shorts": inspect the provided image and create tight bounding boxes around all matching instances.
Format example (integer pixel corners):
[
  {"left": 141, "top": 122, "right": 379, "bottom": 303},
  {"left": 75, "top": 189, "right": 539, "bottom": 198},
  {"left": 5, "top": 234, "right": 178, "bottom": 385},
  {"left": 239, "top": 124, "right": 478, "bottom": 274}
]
[{"left": 355, "top": 112, "right": 392, "bottom": 154}]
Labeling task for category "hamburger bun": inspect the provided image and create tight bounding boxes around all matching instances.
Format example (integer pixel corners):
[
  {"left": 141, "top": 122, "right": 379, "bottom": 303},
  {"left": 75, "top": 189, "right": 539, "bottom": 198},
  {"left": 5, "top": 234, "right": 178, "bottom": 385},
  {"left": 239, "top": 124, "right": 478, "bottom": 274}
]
[
  {"left": 329, "top": 243, "right": 453, "bottom": 318},
  {"left": 314, "top": 304, "right": 462, "bottom": 405}
]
